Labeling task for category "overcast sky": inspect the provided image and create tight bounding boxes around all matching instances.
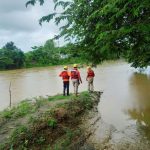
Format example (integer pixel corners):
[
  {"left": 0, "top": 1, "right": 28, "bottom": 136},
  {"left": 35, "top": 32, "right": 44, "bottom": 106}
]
[{"left": 0, "top": 0, "right": 64, "bottom": 52}]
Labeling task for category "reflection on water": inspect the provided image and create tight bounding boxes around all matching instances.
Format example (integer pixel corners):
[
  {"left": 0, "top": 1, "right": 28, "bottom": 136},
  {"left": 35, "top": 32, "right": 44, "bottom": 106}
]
[{"left": 126, "top": 73, "right": 150, "bottom": 140}]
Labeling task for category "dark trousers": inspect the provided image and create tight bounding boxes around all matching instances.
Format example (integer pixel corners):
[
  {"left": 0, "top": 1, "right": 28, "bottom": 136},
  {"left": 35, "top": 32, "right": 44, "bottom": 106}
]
[{"left": 63, "top": 81, "right": 69, "bottom": 96}]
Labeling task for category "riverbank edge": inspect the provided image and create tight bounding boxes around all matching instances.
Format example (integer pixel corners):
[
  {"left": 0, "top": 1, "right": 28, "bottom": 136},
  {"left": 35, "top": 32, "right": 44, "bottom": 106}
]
[
  {"left": 0, "top": 57, "right": 84, "bottom": 71},
  {"left": 0, "top": 62, "right": 84, "bottom": 72},
  {"left": 0, "top": 91, "right": 101, "bottom": 150}
]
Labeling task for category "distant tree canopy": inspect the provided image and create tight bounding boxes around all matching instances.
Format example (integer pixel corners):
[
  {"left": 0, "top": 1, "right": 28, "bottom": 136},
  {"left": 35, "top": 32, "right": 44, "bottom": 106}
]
[
  {"left": 25, "top": 39, "right": 82, "bottom": 67},
  {"left": 25, "top": 39, "right": 60, "bottom": 66},
  {"left": 26, "top": 0, "right": 150, "bottom": 68},
  {"left": 0, "top": 42, "right": 25, "bottom": 69},
  {"left": 0, "top": 39, "right": 82, "bottom": 70}
]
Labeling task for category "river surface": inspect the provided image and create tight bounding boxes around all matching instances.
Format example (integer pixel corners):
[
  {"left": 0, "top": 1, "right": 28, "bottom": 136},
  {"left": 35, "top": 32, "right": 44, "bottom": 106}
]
[{"left": 0, "top": 60, "right": 150, "bottom": 148}]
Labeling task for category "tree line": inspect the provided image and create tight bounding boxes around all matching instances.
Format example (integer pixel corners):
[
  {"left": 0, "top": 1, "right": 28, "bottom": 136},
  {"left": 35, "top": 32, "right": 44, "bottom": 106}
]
[{"left": 0, "top": 40, "right": 82, "bottom": 70}]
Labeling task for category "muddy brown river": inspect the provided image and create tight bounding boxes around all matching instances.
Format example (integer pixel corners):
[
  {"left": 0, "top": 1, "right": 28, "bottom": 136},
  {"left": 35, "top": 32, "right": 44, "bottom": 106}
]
[{"left": 0, "top": 60, "right": 150, "bottom": 148}]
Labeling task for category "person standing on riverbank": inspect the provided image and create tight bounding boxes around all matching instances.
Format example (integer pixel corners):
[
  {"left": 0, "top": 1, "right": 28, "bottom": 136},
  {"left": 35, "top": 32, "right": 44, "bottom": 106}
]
[
  {"left": 71, "top": 64, "right": 82, "bottom": 96},
  {"left": 59, "top": 66, "right": 70, "bottom": 96},
  {"left": 86, "top": 66, "right": 95, "bottom": 92}
]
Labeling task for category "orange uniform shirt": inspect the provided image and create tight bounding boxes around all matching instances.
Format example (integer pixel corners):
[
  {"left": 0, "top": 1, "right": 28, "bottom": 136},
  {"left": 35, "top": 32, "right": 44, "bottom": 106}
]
[{"left": 59, "top": 71, "right": 71, "bottom": 81}]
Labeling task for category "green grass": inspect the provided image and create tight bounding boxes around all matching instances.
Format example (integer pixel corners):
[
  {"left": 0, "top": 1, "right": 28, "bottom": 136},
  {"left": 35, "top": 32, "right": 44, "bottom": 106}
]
[
  {"left": 0, "top": 94, "right": 69, "bottom": 121},
  {"left": 48, "top": 94, "right": 72, "bottom": 101},
  {"left": 0, "top": 92, "right": 88, "bottom": 121},
  {"left": 0, "top": 100, "right": 36, "bottom": 120},
  {"left": 52, "top": 128, "right": 81, "bottom": 149},
  {"left": 11, "top": 125, "right": 28, "bottom": 142},
  {"left": 78, "top": 91, "right": 93, "bottom": 110},
  {"left": 47, "top": 118, "right": 57, "bottom": 129}
]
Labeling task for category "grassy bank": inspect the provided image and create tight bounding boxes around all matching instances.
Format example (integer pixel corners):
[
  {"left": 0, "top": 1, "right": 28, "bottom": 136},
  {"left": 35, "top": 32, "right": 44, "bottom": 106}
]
[{"left": 0, "top": 92, "right": 100, "bottom": 150}]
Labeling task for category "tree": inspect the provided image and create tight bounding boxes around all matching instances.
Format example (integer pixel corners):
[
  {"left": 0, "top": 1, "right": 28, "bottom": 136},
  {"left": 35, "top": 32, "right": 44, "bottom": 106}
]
[
  {"left": 0, "top": 42, "right": 25, "bottom": 69},
  {"left": 0, "top": 49, "right": 13, "bottom": 69},
  {"left": 25, "top": 39, "right": 60, "bottom": 66},
  {"left": 43, "top": 39, "right": 59, "bottom": 60},
  {"left": 59, "top": 43, "right": 80, "bottom": 57},
  {"left": 26, "top": 0, "right": 150, "bottom": 68}
]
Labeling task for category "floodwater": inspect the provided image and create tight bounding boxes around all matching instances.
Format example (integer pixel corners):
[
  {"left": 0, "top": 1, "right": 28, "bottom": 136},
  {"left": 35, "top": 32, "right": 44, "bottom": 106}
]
[{"left": 0, "top": 60, "right": 150, "bottom": 148}]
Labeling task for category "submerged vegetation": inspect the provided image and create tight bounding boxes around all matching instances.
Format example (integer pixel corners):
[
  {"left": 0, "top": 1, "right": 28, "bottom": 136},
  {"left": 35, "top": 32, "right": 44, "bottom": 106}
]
[{"left": 0, "top": 92, "right": 101, "bottom": 150}]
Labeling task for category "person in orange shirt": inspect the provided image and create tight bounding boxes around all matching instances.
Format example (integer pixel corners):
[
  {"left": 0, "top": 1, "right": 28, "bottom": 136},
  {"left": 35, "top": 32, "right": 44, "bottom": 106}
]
[
  {"left": 70, "top": 64, "right": 82, "bottom": 96},
  {"left": 59, "top": 66, "right": 70, "bottom": 96},
  {"left": 86, "top": 66, "right": 95, "bottom": 92}
]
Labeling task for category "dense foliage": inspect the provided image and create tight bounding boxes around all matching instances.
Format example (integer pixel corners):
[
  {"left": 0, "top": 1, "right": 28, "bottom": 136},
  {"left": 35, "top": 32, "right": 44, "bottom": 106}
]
[
  {"left": 25, "top": 39, "right": 60, "bottom": 67},
  {"left": 0, "top": 40, "right": 82, "bottom": 70},
  {"left": 0, "top": 42, "right": 25, "bottom": 69},
  {"left": 26, "top": 0, "right": 150, "bottom": 68},
  {"left": 25, "top": 40, "right": 83, "bottom": 67}
]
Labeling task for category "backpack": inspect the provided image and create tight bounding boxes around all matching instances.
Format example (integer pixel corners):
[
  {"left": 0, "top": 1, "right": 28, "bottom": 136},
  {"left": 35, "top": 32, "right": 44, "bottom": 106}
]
[
  {"left": 71, "top": 70, "right": 78, "bottom": 79},
  {"left": 62, "top": 71, "right": 69, "bottom": 80},
  {"left": 88, "top": 70, "right": 95, "bottom": 77}
]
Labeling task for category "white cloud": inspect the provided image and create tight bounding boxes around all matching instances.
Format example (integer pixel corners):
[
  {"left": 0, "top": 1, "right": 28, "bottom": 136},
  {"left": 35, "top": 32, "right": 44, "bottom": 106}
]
[
  {"left": 0, "top": 0, "right": 30, "bottom": 13},
  {"left": 0, "top": 11, "right": 39, "bottom": 32},
  {"left": 0, "top": 0, "right": 65, "bottom": 52}
]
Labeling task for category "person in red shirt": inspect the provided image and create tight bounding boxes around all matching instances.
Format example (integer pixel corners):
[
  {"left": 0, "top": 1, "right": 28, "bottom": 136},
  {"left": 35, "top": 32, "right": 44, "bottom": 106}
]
[
  {"left": 59, "top": 66, "right": 70, "bottom": 96},
  {"left": 70, "top": 64, "right": 82, "bottom": 96},
  {"left": 86, "top": 66, "right": 95, "bottom": 92}
]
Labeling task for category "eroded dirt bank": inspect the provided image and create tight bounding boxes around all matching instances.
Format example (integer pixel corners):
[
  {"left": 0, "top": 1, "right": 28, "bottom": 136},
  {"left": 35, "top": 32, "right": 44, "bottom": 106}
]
[
  {"left": 81, "top": 104, "right": 150, "bottom": 150},
  {"left": 82, "top": 115, "right": 150, "bottom": 150},
  {"left": 0, "top": 92, "right": 101, "bottom": 150}
]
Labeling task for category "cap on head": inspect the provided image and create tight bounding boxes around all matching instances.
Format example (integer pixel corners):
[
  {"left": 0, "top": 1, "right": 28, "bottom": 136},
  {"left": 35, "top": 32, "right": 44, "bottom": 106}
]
[
  {"left": 73, "top": 64, "right": 78, "bottom": 68},
  {"left": 64, "top": 66, "right": 68, "bottom": 70}
]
